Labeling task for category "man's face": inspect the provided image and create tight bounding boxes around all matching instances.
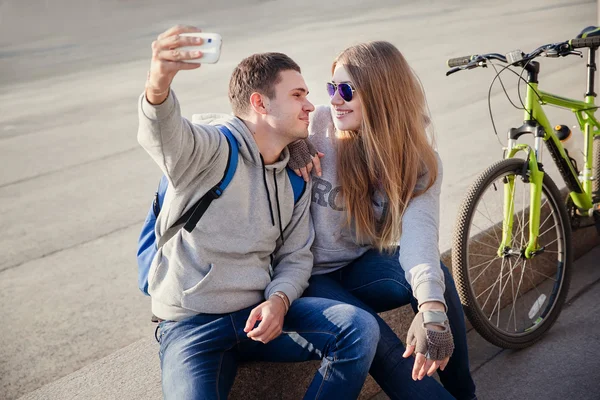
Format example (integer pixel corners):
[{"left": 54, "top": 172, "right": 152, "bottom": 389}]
[{"left": 264, "top": 70, "right": 315, "bottom": 142}]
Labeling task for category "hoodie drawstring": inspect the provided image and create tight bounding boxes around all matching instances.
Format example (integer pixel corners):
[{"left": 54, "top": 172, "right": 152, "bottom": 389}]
[
  {"left": 273, "top": 170, "right": 285, "bottom": 246},
  {"left": 260, "top": 155, "right": 276, "bottom": 227},
  {"left": 259, "top": 155, "right": 285, "bottom": 246}
]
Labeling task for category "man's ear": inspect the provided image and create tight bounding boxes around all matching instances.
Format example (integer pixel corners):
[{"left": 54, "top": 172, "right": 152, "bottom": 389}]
[{"left": 249, "top": 92, "right": 269, "bottom": 115}]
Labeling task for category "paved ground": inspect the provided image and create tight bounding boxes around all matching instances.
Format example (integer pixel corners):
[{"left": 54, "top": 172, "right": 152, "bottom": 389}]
[
  {"left": 373, "top": 244, "right": 600, "bottom": 400},
  {"left": 0, "top": 0, "right": 597, "bottom": 398},
  {"left": 20, "top": 244, "right": 600, "bottom": 400}
]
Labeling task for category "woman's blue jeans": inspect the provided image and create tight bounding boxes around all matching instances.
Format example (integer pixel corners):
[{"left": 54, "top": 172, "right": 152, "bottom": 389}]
[
  {"left": 157, "top": 297, "right": 380, "bottom": 399},
  {"left": 303, "top": 249, "right": 477, "bottom": 400}
]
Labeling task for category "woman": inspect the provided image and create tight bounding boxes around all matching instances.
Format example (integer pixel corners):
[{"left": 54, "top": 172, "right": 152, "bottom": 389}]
[{"left": 289, "top": 41, "right": 477, "bottom": 400}]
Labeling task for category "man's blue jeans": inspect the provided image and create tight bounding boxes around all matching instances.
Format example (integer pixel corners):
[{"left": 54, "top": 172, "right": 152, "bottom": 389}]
[
  {"left": 157, "top": 297, "right": 379, "bottom": 399},
  {"left": 303, "top": 249, "right": 477, "bottom": 400}
]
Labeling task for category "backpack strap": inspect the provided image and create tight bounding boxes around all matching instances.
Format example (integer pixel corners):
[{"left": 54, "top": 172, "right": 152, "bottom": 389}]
[
  {"left": 157, "top": 125, "right": 239, "bottom": 248},
  {"left": 182, "top": 125, "right": 239, "bottom": 232},
  {"left": 286, "top": 167, "right": 307, "bottom": 204},
  {"left": 154, "top": 175, "right": 170, "bottom": 216}
]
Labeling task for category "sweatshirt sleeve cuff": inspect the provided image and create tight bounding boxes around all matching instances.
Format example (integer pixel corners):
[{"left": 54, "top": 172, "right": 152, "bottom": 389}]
[
  {"left": 414, "top": 280, "right": 447, "bottom": 311},
  {"left": 265, "top": 282, "right": 301, "bottom": 306},
  {"left": 140, "top": 89, "right": 176, "bottom": 121}
]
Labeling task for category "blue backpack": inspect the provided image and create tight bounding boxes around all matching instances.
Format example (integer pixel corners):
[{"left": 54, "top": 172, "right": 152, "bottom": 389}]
[{"left": 137, "top": 125, "right": 306, "bottom": 296}]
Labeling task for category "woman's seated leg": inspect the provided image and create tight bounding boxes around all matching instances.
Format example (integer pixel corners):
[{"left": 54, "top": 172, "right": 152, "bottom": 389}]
[
  {"left": 336, "top": 249, "right": 477, "bottom": 400},
  {"left": 304, "top": 273, "right": 454, "bottom": 400}
]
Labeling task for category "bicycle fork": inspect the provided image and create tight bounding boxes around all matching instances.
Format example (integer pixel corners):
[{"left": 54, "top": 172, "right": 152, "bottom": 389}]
[{"left": 499, "top": 142, "right": 544, "bottom": 259}]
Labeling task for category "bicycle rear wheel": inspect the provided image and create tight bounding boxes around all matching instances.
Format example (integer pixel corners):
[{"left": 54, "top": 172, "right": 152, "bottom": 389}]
[{"left": 452, "top": 158, "right": 572, "bottom": 349}]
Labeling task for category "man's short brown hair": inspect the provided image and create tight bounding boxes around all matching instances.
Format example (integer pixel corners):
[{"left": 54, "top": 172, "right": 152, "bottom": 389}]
[{"left": 228, "top": 52, "right": 301, "bottom": 117}]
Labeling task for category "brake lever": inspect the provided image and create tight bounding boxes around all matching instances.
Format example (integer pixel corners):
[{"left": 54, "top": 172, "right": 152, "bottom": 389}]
[
  {"left": 567, "top": 50, "right": 583, "bottom": 58},
  {"left": 446, "top": 67, "right": 462, "bottom": 76},
  {"left": 446, "top": 60, "right": 486, "bottom": 76}
]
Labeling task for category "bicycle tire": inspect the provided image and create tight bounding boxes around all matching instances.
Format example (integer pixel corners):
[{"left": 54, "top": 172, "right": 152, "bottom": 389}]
[{"left": 452, "top": 158, "right": 572, "bottom": 349}]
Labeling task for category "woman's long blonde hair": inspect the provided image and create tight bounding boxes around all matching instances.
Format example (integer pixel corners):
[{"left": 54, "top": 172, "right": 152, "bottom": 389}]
[{"left": 334, "top": 41, "right": 438, "bottom": 252}]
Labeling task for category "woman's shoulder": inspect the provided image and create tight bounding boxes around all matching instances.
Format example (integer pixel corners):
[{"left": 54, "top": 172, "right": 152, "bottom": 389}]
[{"left": 309, "top": 105, "right": 334, "bottom": 138}]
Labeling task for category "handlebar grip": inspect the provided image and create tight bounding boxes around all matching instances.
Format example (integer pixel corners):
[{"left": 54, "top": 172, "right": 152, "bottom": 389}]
[
  {"left": 447, "top": 55, "right": 476, "bottom": 68},
  {"left": 570, "top": 36, "right": 600, "bottom": 49}
]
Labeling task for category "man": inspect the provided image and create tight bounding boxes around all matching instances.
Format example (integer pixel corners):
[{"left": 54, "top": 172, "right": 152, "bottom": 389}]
[{"left": 138, "top": 25, "right": 379, "bottom": 399}]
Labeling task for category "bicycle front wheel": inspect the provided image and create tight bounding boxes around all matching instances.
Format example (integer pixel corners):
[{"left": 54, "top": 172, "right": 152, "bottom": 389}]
[{"left": 452, "top": 158, "right": 572, "bottom": 349}]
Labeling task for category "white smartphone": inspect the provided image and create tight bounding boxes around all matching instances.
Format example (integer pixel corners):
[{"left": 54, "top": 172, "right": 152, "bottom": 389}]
[{"left": 179, "top": 33, "right": 222, "bottom": 64}]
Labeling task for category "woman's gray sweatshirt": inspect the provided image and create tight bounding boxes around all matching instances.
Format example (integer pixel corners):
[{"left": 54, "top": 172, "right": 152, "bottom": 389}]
[
  {"left": 138, "top": 91, "right": 314, "bottom": 321},
  {"left": 308, "top": 105, "right": 446, "bottom": 308}
]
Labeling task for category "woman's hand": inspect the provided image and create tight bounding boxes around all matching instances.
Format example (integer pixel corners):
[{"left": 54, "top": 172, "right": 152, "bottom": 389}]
[
  {"left": 287, "top": 139, "right": 325, "bottom": 182},
  {"left": 296, "top": 152, "right": 324, "bottom": 182},
  {"left": 402, "top": 304, "right": 454, "bottom": 381}
]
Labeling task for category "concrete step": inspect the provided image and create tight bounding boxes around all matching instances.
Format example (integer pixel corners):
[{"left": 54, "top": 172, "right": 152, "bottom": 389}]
[{"left": 22, "top": 225, "right": 599, "bottom": 400}]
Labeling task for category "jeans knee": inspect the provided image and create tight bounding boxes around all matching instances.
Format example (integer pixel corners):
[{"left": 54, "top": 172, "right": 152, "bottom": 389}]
[
  {"left": 322, "top": 303, "right": 380, "bottom": 356},
  {"left": 347, "top": 307, "right": 380, "bottom": 357},
  {"left": 358, "top": 310, "right": 380, "bottom": 340}
]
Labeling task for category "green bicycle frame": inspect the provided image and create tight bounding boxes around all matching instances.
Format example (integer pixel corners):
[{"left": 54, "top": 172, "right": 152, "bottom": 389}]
[{"left": 500, "top": 82, "right": 600, "bottom": 258}]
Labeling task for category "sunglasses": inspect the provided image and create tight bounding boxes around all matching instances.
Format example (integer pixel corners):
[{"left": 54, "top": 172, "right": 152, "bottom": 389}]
[{"left": 326, "top": 82, "right": 356, "bottom": 102}]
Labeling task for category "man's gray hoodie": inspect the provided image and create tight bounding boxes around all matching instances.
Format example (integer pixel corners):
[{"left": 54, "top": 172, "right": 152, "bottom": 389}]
[{"left": 138, "top": 90, "right": 314, "bottom": 321}]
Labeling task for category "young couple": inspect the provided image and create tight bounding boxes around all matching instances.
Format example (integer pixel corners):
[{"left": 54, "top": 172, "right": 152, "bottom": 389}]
[{"left": 139, "top": 24, "right": 476, "bottom": 400}]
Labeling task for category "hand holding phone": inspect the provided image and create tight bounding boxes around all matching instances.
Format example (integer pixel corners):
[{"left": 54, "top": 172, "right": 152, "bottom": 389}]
[
  {"left": 179, "top": 33, "right": 222, "bottom": 64},
  {"left": 146, "top": 26, "right": 219, "bottom": 104}
]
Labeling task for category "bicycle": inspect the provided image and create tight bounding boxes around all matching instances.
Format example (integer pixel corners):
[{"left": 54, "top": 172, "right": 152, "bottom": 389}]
[{"left": 447, "top": 26, "right": 600, "bottom": 349}]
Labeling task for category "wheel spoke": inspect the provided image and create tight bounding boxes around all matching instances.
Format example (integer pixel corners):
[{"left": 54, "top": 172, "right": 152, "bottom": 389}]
[
  {"left": 527, "top": 268, "right": 558, "bottom": 282},
  {"left": 471, "top": 239, "right": 501, "bottom": 251},
  {"left": 511, "top": 256, "right": 529, "bottom": 330},
  {"left": 481, "top": 198, "right": 502, "bottom": 243},
  {"left": 514, "top": 258, "right": 528, "bottom": 327},
  {"left": 478, "top": 259, "right": 512, "bottom": 307},
  {"left": 538, "top": 201, "right": 554, "bottom": 232},
  {"left": 472, "top": 221, "right": 501, "bottom": 242},
  {"left": 478, "top": 261, "right": 504, "bottom": 309},
  {"left": 455, "top": 161, "right": 570, "bottom": 344},
  {"left": 490, "top": 260, "right": 513, "bottom": 326},
  {"left": 469, "top": 256, "right": 501, "bottom": 271},
  {"left": 471, "top": 257, "right": 501, "bottom": 283},
  {"left": 542, "top": 236, "right": 560, "bottom": 248},
  {"left": 539, "top": 222, "right": 558, "bottom": 238},
  {"left": 508, "top": 256, "right": 518, "bottom": 332},
  {"left": 522, "top": 261, "right": 546, "bottom": 312},
  {"left": 469, "top": 252, "right": 498, "bottom": 257}
]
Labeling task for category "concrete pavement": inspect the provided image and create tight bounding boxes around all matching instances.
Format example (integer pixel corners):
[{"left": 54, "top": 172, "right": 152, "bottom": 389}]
[
  {"left": 468, "top": 245, "right": 600, "bottom": 400},
  {"left": 1, "top": 0, "right": 598, "bottom": 398},
  {"left": 373, "top": 244, "right": 600, "bottom": 400},
  {"left": 21, "top": 243, "right": 600, "bottom": 399}
]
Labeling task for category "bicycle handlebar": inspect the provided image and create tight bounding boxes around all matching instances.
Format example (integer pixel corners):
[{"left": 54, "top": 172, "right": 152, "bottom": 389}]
[
  {"left": 445, "top": 53, "right": 509, "bottom": 76},
  {"left": 447, "top": 56, "right": 476, "bottom": 68},
  {"left": 445, "top": 40, "right": 584, "bottom": 75},
  {"left": 570, "top": 35, "right": 600, "bottom": 49}
]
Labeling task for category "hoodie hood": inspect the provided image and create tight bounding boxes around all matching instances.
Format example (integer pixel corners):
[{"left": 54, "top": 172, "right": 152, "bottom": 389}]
[{"left": 192, "top": 113, "right": 291, "bottom": 172}]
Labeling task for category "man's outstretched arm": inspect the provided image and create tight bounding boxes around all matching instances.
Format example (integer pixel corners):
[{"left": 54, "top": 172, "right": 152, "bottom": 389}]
[{"left": 137, "top": 25, "right": 223, "bottom": 190}]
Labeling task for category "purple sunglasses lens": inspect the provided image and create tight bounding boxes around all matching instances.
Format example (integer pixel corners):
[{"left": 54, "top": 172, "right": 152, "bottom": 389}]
[
  {"left": 339, "top": 83, "right": 353, "bottom": 102},
  {"left": 326, "top": 83, "right": 336, "bottom": 97}
]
